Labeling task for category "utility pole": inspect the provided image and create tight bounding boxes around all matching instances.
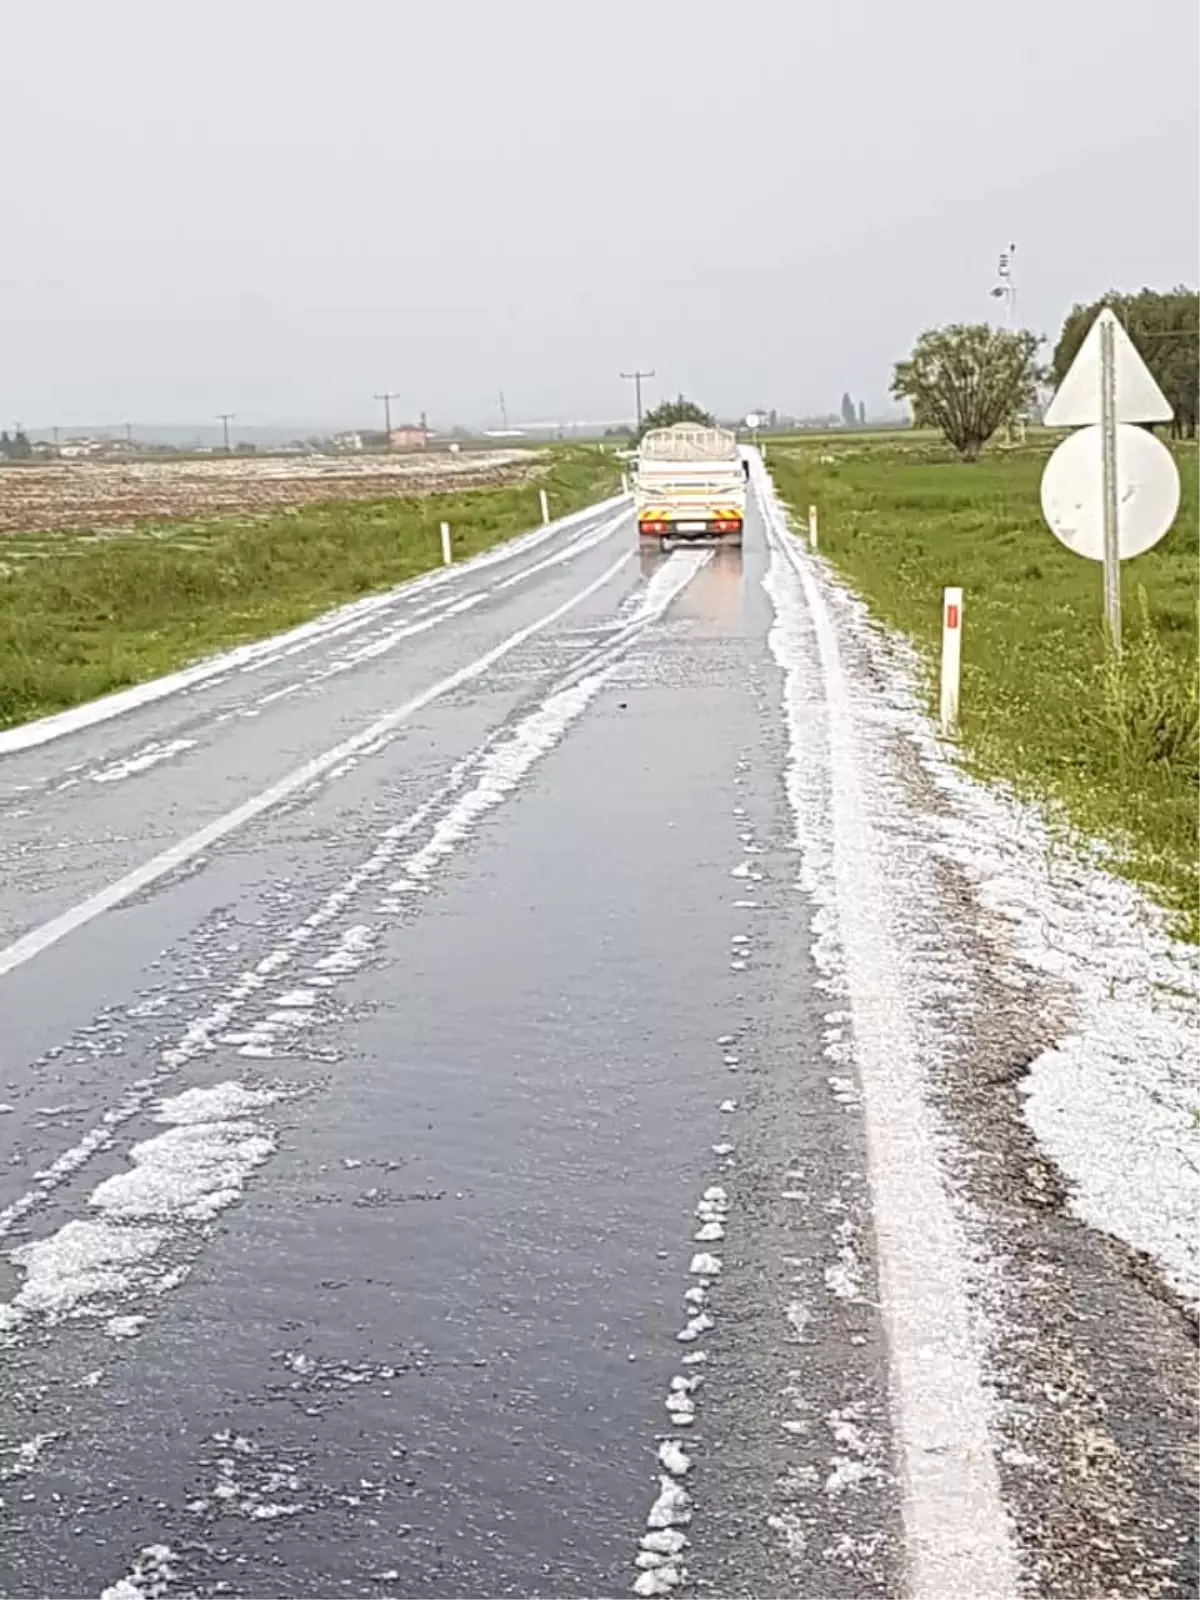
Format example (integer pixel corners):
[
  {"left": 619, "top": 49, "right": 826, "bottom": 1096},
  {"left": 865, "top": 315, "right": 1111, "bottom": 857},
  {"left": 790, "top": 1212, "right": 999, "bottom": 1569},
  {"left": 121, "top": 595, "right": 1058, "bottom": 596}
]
[
  {"left": 124, "top": 422, "right": 133, "bottom": 448},
  {"left": 217, "top": 412, "right": 235, "bottom": 453},
  {"left": 990, "top": 243, "right": 1017, "bottom": 330},
  {"left": 374, "top": 391, "right": 400, "bottom": 443},
  {"left": 990, "top": 244, "right": 1022, "bottom": 440},
  {"left": 620, "top": 368, "right": 655, "bottom": 430},
  {"left": 498, "top": 391, "right": 509, "bottom": 431}
]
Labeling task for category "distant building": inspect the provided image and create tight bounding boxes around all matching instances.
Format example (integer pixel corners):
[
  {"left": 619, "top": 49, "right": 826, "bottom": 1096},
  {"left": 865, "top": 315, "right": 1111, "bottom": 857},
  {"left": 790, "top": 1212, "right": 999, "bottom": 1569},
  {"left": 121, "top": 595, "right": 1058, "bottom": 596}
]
[
  {"left": 57, "top": 437, "right": 103, "bottom": 459},
  {"left": 388, "top": 424, "right": 427, "bottom": 451},
  {"left": 333, "top": 430, "right": 364, "bottom": 451}
]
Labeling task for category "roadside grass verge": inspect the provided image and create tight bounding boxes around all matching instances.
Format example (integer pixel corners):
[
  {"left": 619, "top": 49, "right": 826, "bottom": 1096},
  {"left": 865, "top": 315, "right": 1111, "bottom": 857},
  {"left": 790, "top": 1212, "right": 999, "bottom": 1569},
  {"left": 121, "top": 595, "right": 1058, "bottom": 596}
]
[
  {"left": 0, "top": 446, "right": 620, "bottom": 732},
  {"left": 768, "top": 436, "right": 1199, "bottom": 938}
]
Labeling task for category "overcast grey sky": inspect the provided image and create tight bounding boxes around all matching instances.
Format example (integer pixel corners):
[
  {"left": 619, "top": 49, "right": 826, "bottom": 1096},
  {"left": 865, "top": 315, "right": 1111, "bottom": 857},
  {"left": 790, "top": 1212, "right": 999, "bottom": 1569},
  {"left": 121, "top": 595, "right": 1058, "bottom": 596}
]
[{"left": 1, "top": 0, "right": 1196, "bottom": 431}]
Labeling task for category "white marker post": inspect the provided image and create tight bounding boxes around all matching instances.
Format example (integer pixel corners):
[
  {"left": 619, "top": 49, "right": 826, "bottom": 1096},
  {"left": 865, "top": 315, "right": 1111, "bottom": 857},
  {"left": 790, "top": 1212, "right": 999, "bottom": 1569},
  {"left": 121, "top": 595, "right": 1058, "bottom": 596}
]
[
  {"left": 808, "top": 504, "right": 818, "bottom": 551},
  {"left": 621, "top": 471, "right": 629, "bottom": 495},
  {"left": 539, "top": 488, "right": 550, "bottom": 525},
  {"left": 940, "top": 587, "right": 963, "bottom": 737},
  {"left": 440, "top": 521, "right": 452, "bottom": 566}
]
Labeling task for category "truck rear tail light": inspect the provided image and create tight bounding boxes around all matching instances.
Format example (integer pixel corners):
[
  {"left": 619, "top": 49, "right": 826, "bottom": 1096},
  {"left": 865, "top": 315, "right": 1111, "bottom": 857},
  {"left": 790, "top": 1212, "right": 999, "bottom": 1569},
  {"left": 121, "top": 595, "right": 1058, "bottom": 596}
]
[
  {"left": 640, "top": 520, "right": 667, "bottom": 535},
  {"left": 713, "top": 519, "right": 743, "bottom": 533}
]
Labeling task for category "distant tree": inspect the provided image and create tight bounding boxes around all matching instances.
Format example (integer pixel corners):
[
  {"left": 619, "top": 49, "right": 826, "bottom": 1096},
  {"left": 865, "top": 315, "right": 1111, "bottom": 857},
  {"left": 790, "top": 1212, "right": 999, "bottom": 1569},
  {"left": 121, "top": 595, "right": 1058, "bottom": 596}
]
[
  {"left": 604, "top": 424, "right": 634, "bottom": 439},
  {"left": 10, "top": 429, "right": 32, "bottom": 460},
  {"left": 768, "top": 408, "right": 778, "bottom": 429},
  {"left": 857, "top": 400, "right": 866, "bottom": 426},
  {"left": 1052, "top": 287, "right": 1198, "bottom": 439},
  {"left": 0, "top": 430, "right": 11, "bottom": 459},
  {"left": 891, "top": 324, "right": 1044, "bottom": 460},
  {"left": 840, "top": 392, "right": 856, "bottom": 428},
  {"left": 638, "top": 396, "right": 715, "bottom": 440}
]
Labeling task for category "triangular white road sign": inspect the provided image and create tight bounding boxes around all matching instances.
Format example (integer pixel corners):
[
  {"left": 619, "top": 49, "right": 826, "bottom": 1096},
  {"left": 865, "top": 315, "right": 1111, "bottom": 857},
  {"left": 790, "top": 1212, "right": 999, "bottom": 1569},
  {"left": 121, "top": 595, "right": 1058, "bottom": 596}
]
[{"left": 1044, "top": 307, "right": 1174, "bottom": 426}]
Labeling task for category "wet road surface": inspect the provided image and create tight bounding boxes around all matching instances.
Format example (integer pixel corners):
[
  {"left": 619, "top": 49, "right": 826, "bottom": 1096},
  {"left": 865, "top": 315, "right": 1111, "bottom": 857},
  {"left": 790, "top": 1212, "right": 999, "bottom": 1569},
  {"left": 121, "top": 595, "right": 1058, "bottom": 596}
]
[{"left": 1, "top": 479, "right": 1195, "bottom": 1599}]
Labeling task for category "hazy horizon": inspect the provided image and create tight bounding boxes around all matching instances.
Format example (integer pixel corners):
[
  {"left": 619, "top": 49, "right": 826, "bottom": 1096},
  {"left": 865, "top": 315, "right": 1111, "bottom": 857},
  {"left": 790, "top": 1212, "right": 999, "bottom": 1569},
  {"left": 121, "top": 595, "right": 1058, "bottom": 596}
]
[
  {"left": 11, "top": 405, "right": 910, "bottom": 443},
  {"left": 2, "top": 0, "right": 1196, "bottom": 433}
]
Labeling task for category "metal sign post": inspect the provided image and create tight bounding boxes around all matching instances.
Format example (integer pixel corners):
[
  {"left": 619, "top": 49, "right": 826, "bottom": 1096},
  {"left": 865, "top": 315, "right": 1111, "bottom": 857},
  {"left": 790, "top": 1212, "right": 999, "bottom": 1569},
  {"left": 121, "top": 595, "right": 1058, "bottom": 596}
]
[
  {"left": 1041, "top": 307, "right": 1178, "bottom": 656},
  {"left": 1099, "top": 315, "right": 1121, "bottom": 655}
]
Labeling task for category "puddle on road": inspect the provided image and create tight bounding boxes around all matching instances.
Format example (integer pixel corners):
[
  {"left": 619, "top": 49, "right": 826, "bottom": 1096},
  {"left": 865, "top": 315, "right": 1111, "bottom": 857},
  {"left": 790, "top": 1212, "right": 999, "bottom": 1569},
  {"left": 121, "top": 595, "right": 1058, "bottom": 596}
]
[{"left": 638, "top": 543, "right": 747, "bottom": 631}]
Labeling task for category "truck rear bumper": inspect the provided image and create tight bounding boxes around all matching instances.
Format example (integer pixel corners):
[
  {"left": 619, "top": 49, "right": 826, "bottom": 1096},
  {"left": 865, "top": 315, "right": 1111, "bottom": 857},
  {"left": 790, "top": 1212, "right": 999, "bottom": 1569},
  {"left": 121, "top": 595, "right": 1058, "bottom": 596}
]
[{"left": 637, "top": 517, "right": 743, "bottom": 539}]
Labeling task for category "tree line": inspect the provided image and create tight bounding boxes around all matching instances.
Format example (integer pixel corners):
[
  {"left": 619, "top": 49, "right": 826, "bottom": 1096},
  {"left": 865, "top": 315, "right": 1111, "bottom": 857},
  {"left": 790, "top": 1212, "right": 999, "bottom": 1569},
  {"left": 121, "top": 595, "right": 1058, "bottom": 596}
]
[
  {"left": 891, "top": 285, "right": 1198, "bottom": 460},
  {"left": 1052, "top": 287, "right": 1197, "bottom": 438},
  {"left": 841, "top": 394, "right": 867, "bottom": 428}
]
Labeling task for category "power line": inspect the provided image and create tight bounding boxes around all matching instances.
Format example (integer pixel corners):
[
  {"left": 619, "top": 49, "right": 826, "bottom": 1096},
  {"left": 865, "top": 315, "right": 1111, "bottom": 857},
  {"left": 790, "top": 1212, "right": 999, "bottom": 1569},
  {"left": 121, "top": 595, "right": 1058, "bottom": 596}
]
[{"left": 620, "top": 368, "right": 655, "bottom": 429}]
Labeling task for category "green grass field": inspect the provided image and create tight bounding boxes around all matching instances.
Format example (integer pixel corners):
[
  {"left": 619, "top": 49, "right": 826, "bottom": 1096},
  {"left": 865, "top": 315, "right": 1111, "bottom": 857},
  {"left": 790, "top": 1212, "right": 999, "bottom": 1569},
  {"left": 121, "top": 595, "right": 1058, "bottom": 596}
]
[
  {"left": 768, "top": 435, "right": 1199, "bottom": 937},
  {"left": 0, "top": 446, "right": 620, "bottom": 733}
]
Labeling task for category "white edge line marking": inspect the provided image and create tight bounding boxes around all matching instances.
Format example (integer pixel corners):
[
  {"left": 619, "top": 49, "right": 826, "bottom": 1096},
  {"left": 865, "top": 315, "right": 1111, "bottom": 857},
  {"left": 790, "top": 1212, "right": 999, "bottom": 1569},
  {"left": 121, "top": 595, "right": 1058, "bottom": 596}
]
[
  {"left": 753, "top": 453, "right": 1018, "bottom": 1600},
  {"left": 0, "top": 494, "right": 631, "bottom": 756},
  {"left": 0, "top": 548, "right": 633, "bottom": 982}
]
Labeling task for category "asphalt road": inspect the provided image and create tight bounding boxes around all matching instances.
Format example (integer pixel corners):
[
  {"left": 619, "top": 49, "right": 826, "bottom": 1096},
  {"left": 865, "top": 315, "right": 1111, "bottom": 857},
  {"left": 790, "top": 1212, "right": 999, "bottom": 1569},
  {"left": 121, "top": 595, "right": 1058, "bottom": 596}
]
[{"left": 0, "top": 477, "right": 1195, "bottom": 1600}]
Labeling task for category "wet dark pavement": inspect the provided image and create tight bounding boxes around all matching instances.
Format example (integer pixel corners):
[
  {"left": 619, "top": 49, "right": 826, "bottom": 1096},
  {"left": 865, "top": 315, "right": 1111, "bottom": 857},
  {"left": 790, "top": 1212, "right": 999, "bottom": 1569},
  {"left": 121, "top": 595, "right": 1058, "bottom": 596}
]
[
  {"left": 0, "top": 501, "right": 633, "bottom": 947},
  {"left": 0, "top": 501, "right": 902, "bottom": 1597}
]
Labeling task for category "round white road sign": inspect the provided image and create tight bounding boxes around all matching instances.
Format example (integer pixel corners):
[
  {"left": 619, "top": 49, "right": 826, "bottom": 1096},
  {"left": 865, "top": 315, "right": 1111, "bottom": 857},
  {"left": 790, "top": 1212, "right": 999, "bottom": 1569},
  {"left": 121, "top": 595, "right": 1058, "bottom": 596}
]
[
  {"left": 745, "top": 413, "right": 762, "bottom": 430},
  {"left": 1040, "top": 422, "right": 1180, "bottom": 562}
]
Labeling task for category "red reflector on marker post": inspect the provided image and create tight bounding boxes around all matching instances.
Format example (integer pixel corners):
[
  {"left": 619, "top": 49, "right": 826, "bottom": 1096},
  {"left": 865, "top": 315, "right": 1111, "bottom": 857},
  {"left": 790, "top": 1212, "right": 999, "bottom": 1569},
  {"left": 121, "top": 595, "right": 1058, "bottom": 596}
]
[{"left": 940, "top": 587, "right": 964, "bottom": 736}]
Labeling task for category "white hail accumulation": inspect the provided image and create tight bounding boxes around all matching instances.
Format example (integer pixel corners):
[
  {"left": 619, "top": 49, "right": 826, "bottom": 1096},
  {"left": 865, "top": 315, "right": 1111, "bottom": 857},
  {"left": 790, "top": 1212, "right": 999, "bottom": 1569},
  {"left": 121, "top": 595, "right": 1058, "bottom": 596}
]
[
  {"left": 0, "top": 1084, "right": 282, "bottom": 1330},
  {"left": 762, "top": 461, "right": 1198, "bottom": 1308},
  {"left": 630, "top": 1183, "right": 732, "bottom": 1596},
  {"left": 755, "top": 453, "right": 1019, "bottom": 1600}
]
